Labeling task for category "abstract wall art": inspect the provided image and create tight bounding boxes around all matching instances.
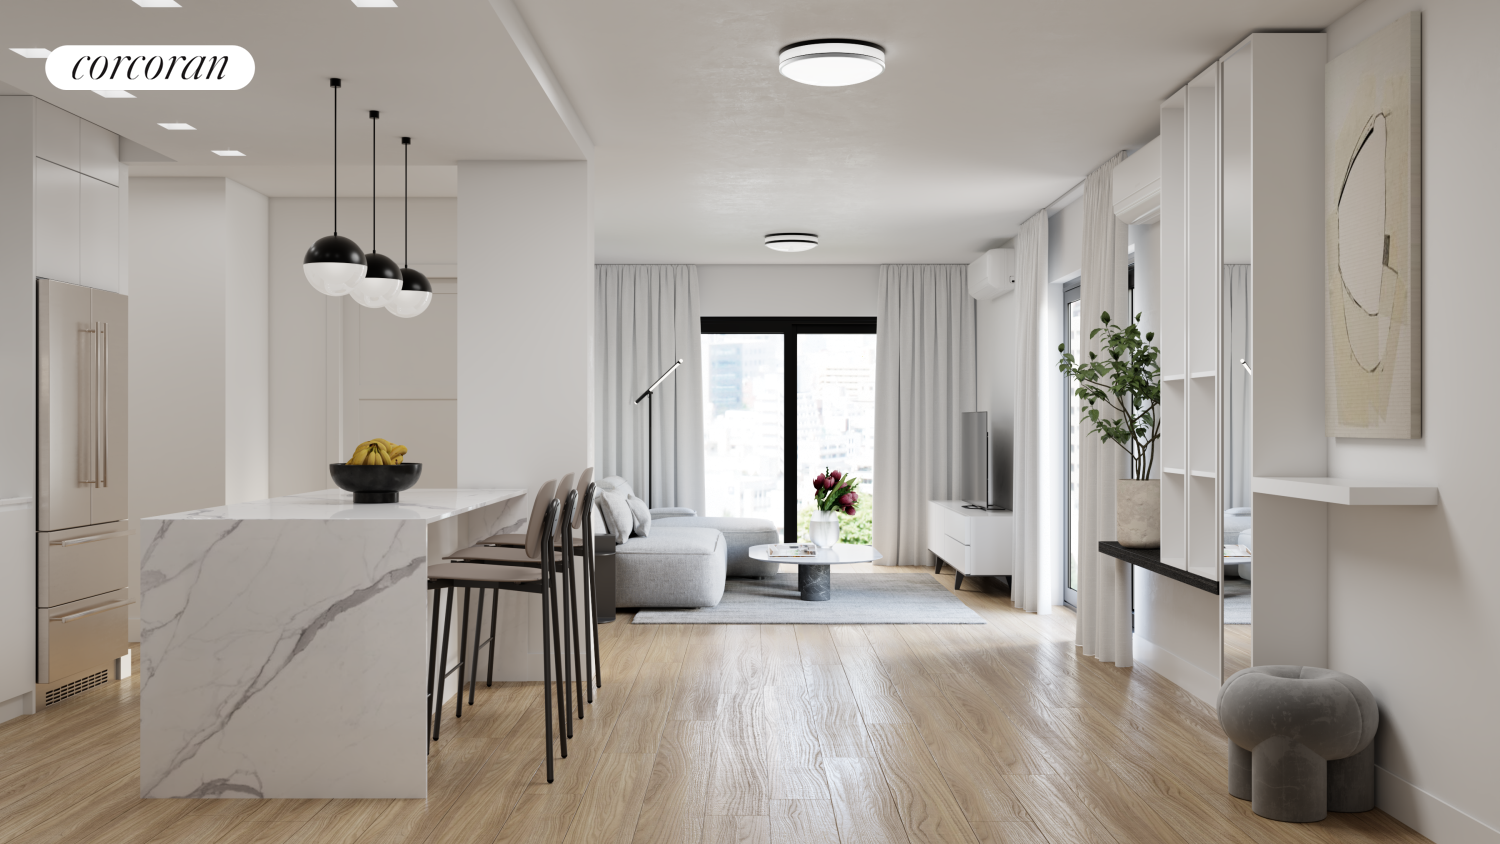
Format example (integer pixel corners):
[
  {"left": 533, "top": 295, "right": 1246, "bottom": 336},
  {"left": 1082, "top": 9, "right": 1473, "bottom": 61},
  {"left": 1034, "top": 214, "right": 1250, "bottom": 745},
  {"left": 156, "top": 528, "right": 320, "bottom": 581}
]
[{"left": 1325, "top": 12, "right": 1422, "bottom": 438}]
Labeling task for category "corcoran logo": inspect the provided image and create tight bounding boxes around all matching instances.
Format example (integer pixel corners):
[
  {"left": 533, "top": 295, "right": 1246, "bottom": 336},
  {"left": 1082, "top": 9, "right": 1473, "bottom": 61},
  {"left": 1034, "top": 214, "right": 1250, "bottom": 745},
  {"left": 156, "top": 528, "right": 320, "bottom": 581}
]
[{"left": 45, "top": 45, "right": 254, "bottom": 91}]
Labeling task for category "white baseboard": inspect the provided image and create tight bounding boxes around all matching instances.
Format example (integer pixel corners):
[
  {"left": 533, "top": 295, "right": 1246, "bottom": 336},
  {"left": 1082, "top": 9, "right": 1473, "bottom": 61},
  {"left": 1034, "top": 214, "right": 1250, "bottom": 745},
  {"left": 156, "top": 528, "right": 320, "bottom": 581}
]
[
  {"left": 0, "top": 691, "right": 35, "bottom": 725},
  {"left": 1376, "top": 765, "right": 1500, "bottom": 844},
  {"left": 1132, "top": 633, "right": 1220, "bottom": 707}
]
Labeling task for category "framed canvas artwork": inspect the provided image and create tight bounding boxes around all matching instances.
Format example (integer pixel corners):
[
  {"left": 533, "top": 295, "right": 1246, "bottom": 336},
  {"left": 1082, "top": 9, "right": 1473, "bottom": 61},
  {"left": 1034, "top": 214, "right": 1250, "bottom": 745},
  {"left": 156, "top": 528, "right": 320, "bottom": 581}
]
[{"left": 1325, "top": 12, "right": 1422, "bottom": 438}]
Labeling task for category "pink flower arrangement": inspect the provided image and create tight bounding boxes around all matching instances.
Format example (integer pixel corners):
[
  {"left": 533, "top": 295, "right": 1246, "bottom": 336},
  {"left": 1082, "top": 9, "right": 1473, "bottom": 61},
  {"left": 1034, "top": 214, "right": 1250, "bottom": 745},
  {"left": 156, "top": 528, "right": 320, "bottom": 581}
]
[{"left": 813, "top": 468, "right": 860, "bottom": 516}]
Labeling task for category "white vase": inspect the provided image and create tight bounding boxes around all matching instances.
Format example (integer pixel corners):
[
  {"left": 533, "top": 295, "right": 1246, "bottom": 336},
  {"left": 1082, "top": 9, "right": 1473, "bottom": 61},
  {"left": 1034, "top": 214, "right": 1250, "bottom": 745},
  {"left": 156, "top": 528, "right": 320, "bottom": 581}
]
[
  {"left": 1116, "top": 479, "right": 1161, "bottom": 549},
  {"left": 809, "top": 510, "right": 841, "bottom": 548}
]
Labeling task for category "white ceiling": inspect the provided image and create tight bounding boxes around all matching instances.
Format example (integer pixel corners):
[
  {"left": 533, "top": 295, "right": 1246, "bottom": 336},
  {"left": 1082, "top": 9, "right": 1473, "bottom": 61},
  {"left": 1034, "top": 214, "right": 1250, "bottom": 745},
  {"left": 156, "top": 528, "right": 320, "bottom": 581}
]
[{"left": 1, "top": 0, "right": 1363, "bottom": 263}]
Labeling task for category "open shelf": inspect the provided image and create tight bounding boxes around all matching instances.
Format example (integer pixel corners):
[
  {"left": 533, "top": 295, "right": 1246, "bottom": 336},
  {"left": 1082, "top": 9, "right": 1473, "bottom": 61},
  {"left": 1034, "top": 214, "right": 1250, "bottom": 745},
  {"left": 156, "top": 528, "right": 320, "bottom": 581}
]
[
  {"left": 1162, "top": 373, "right": 1186, "bottom": 383},
  {"left": 1162, "top": 467, "right": 1186, "bottom": 475},
  {"left": 1252, "top": 477, "right": 1439, "bottom": 506},
  {"left": 1190, "top": 371, "right": 1216, "bottom": 379},
  {"left": 1099, "top": 542, "right": 1218, "bottom": 594},
  {"left": 1190, "top": 470, "right": 1215, "bottom": 479}
]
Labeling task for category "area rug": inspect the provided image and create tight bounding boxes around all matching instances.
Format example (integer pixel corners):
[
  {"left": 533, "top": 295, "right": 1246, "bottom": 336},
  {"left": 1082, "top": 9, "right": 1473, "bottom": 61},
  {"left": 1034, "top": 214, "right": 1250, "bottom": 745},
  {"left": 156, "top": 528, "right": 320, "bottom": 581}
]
[
  {"left": 1224, "top": 577, "right": 1250, "bottom": 625},
  {"left": 631, "top": 573, "right": 985, "bottom": 625}
]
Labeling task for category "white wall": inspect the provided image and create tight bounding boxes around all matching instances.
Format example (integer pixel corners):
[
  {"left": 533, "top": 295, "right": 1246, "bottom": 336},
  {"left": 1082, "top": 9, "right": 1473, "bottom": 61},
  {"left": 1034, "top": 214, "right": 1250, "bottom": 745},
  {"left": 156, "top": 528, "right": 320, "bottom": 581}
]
[
  {"left": 1048, "top": 198, "right": 1086, "bottom": 283},
  {"left": 697, "top": 264, "right": 878, "bottom": 317},
  {"left": 975, "top": 290, "right": 1016, "bottom": 510},
  {"left": 1322, "top": 3, "right": 1500, "bottom": 842},
  {"left": 128, "top": 177, "right": 269, "bottom": 640},
  {"left": 457, "top": 161, "right": 592, "bottom": 681},
  {"left": 268, "top": 198, "right": 456, "bottom": 497}
]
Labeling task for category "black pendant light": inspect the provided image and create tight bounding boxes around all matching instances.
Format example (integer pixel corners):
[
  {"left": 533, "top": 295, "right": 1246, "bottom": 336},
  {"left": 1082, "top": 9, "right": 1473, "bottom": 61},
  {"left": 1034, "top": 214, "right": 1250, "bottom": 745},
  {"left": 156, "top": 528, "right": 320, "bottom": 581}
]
[
  {"left": 303, "top": 78, "right": 366, "bottom": 296},
  {"left": 387, "top": 136, "right": 433, "bottom": 319},
  {"left": 350, "top": 110, "right": 404, "bottom": 308}
]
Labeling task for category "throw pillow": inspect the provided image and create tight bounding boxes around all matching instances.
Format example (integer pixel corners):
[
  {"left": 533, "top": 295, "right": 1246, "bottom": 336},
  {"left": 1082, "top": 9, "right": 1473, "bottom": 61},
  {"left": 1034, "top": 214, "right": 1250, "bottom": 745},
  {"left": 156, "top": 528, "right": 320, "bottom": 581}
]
[
  {"left": 598, "top": 476, "right": 635, "bottom": 499},
  {"left": 626, "top": 494, "right": 651, "bottom": 537},
  {"left": 596, "top": 490, "right": 633, "bottom": 544}
]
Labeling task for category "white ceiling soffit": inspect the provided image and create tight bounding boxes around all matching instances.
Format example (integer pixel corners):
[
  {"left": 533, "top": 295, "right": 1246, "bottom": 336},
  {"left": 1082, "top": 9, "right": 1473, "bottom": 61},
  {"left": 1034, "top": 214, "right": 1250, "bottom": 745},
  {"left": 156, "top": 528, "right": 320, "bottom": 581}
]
[
  {"left": 514, "top": 0, "right": 1360, "bottom": 263},
  {"left": 0, "top": 0, "right": 585, "bottom": 191}
]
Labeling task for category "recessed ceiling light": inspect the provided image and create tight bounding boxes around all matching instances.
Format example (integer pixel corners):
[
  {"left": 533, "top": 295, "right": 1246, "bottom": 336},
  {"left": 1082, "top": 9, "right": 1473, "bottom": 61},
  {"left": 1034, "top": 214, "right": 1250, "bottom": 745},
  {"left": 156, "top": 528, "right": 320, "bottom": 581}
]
[
  {"left": 779, "top": 40, "right": 885, "bottom": 87},
  {"left": 132, "top": 0, "right": 181, "bottom": 6},
  {"left": 94, "top": 90, "right": 136, "bottom": 98},
  {"left": 212, "top": 150, "right": 245, "bottom": 156},
  {"left": 351, "top": 0, "right": 398, "bottom": 6},
  {"left": 158, "top": 122, "right": 195, "bottom": 130},
  {"left": 765, "top": 232, "right": 819, "bottom": 252},
  {"left": 10, "top": 48, "right": 51, "bottom": 58}
]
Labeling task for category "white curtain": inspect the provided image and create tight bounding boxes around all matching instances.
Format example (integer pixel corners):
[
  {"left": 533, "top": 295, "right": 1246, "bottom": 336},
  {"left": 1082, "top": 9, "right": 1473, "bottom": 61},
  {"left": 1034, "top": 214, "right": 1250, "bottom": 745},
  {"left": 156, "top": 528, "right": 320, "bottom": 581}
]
[
  {"left": 874, "top": 265, "right": 976, "bottom": 567},
  {"left": 595, "top": 265, "right": 706, "bottom": 514},
  {"left": 1075, "top": 153, "right": 1133, "bottom": 667},
  {"left": 1224, "top": 265, "right": 1253, "bottom": 509},
  {"left": 1010, "top": 211, "right": 1055, "bottom": 613}
]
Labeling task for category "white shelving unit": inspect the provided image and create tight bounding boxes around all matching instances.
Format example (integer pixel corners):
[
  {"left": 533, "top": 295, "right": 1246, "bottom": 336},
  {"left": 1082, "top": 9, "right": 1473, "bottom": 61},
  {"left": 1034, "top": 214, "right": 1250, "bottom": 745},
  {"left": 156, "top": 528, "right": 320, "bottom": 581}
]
[{"left": 1252, "top": 477, "right": 1438, "bottom": 506}]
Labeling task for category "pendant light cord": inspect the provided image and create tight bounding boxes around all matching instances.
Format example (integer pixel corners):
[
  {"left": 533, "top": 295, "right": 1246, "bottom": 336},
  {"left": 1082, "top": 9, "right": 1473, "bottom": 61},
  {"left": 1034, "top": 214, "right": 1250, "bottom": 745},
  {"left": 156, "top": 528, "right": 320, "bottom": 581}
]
[
  {"left": 370, "top": 110, "right": 378, "bottom": 253},
  {"left": 332, "top": 79, "right": 339, "bottom": 235},
  {"left": 403, "top": 137, "right": 410, "bottom": 268}
]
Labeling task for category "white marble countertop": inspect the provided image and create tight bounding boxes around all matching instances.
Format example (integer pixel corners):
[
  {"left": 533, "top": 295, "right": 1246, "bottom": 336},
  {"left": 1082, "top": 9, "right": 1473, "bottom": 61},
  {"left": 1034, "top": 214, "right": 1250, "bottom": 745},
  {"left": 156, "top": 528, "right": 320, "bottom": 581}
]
[{"left": 144, "top": 488, "right": 525, "bottom": 524}]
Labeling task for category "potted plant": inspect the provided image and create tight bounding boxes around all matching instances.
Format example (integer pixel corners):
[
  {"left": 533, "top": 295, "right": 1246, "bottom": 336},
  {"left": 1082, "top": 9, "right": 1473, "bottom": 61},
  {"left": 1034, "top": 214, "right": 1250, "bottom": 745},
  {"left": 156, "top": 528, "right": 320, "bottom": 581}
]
[
  {"left": 1058, "top": 311, "right": 1162, "bottom": 548},
  {"left": 810, "top": 469, "right": 861, "bottom": 548}
]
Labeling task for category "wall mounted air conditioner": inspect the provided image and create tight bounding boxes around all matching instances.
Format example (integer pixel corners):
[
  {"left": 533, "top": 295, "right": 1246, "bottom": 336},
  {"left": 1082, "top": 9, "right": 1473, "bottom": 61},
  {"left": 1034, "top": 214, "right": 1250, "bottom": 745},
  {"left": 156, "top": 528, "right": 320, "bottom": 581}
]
[{"left": 967, "top": 248, "right": 1015, "bottom": 300}]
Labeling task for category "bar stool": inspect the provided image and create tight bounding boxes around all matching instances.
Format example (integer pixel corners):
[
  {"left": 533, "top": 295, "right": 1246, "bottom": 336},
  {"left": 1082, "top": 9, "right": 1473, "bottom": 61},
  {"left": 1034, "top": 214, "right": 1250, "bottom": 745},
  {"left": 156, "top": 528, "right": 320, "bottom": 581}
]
[
  {"left": 429, "top": 498, "right": 568, "bottom": 781},
  {"left": 426, "top": 576, "right": 456, "bottom": 752},
  {"left": 481, "top": 471, "right": 602, "bottom": 703}
]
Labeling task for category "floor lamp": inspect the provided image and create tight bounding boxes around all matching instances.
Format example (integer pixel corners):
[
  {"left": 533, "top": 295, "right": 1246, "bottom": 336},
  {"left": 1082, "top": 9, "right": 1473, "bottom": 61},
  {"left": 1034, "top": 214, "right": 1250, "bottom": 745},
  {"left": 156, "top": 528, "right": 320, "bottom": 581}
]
[{"left": 634, "top": 359, "right": 683, "bottom": 508}]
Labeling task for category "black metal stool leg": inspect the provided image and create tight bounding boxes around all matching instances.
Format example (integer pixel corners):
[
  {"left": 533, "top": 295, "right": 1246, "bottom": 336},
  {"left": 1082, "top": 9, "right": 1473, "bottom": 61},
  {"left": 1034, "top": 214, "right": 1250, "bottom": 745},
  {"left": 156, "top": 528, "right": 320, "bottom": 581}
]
[
  {"left": 468, "top": 587, "right": 485, "bottom": 706},
  {"left": 455, "top": 587, "right": 470, "bottom": 719},
  {"left": 433, "top": 585, "right": 455, "bottom": 741},
  {"left": 566, "top": 550, "right": 584, "bottom": 719},
  {"left": 427, "top": 584, "right": 443, "bottom": 751},
  {"left": 589, "top": 553, "right": 601, "bottom": 690},
  {"left": 486, "top": 586, "right": 500, "bottom": 686},
  {"left": 548, "top": 565, "right": 569, "bottom": 754},
  {"left": 580, "top": 546, "right": 596, "bottom": 702},
  {"left": 539, "top": 567, "right": 555, "bottom": 783}
]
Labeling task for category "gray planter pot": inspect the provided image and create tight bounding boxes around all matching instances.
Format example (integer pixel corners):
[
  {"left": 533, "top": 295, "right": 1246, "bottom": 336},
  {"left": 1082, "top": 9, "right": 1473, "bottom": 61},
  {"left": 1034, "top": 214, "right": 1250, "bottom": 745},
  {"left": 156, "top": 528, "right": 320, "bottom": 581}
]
[{"left": 1116, "top": 479, "right": 1161, "bottom": 549}]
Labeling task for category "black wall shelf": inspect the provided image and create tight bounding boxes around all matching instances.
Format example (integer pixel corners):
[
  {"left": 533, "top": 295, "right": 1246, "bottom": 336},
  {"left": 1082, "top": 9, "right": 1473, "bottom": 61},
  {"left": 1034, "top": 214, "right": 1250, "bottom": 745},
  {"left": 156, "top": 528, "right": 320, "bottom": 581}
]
[{"left": 1098, "top": 541, "right": 1219, "bottom": 595}]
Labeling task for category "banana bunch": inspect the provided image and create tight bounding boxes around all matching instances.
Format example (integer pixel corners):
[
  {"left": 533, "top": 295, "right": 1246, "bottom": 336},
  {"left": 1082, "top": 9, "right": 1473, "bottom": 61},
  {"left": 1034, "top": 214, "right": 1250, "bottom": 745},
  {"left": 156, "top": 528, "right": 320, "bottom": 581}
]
[{"left": 347, "top": 438, "right": 409, "bottom": 466}]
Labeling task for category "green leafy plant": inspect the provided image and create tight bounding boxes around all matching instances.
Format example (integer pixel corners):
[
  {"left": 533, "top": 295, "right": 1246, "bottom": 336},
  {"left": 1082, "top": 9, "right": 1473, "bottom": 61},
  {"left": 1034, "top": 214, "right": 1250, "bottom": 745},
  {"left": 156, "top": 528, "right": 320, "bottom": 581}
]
[{"left": 1057, "top": 311, "right": 1161, "bottom": 480}]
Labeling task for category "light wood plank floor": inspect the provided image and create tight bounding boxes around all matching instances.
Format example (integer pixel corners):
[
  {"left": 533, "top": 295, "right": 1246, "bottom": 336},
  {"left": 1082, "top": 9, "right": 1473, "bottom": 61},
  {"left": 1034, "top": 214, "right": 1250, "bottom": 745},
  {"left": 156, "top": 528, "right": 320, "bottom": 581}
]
[{"left": 0, "top": 568, "right": 1429, "bottom": 844}]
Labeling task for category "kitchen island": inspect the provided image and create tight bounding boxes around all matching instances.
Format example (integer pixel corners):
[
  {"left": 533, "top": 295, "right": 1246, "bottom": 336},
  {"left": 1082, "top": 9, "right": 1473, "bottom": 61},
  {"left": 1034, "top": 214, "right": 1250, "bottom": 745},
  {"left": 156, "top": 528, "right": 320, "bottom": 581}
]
[{"left": 139, "top": 487, "right": 525, "bottom": 799}]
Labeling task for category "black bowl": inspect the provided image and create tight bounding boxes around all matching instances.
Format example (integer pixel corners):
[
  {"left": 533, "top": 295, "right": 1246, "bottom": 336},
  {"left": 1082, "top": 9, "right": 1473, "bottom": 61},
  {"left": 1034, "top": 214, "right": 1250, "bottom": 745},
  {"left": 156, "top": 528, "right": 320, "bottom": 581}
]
[{"left": 329, "top": 463, "right": 423, "bottom": 503}]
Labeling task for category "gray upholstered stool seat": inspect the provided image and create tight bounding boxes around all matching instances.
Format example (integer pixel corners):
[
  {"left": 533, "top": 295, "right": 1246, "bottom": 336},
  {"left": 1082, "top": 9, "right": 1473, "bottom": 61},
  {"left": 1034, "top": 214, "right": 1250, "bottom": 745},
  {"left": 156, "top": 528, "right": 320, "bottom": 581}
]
[
  {"left": 653, "top": 516, "right": 781, "bottom": 576},
  {"left": 1217, "top": 666, "right": 1379, "bottom": 823},
  {"left": 613, "top": 527, "right": 726, "bottom": 608}
]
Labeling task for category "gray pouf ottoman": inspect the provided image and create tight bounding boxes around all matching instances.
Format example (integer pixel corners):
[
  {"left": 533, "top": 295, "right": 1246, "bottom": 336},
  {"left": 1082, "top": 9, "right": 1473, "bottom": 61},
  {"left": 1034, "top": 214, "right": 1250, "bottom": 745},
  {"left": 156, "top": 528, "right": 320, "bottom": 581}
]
[
  {"left": 653, "top": 516, "right": 780, "bottom": 577},
  {"left": 613, "top": 527, "right": 727, "bottom": 608},
  {"left": 1217, "top": 666, "right": 1379, "bottom": 823}
]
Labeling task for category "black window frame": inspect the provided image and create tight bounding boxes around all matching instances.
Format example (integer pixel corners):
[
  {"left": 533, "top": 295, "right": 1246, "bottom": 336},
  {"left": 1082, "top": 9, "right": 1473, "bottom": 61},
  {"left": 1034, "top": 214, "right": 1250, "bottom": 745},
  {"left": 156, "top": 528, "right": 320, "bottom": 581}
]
[{"left": 700, "top": 316, "right": 877, "bottom": 538}]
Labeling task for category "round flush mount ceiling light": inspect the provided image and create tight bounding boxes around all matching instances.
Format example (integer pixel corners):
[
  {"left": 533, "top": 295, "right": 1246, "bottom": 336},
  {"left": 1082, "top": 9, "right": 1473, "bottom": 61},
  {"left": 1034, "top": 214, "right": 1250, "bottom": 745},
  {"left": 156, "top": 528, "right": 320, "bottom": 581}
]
[
  {"left": 778, "top": 40, "right": 884, "bottom": 87},
  {"left": 765, "top": 232, "right": 819, "bottom": 252}
]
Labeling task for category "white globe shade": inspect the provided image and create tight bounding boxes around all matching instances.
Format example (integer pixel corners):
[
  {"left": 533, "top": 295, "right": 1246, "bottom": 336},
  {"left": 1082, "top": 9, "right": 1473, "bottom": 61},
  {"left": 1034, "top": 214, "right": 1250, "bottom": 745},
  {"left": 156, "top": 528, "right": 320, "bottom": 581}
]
[
  {"left": 385, "top": 289, "right": 432, "bottom": 319},
  {"left": 304, "top": 261, "right": 365, "bottom": 296},
  {"left": 350, "top": 275, "right": 402, "bottom": 308},
  {"left": 779, "top": 41, "right": 885, "bottom": 87}
]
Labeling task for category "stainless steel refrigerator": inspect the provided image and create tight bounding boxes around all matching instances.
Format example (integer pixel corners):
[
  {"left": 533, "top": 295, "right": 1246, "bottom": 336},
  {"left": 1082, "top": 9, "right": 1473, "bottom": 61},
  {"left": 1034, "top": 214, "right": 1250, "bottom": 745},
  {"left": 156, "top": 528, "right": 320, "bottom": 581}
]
[{"left": 36, "top": 278, "right": 129, "bottom": 706}]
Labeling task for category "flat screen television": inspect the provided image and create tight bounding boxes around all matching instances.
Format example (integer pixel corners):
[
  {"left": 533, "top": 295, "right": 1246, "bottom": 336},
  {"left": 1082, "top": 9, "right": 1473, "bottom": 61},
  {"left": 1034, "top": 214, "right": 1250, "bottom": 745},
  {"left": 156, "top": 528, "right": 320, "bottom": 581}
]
[{"left": 960, "top": 411, "right": 1006, "bottom": 510}]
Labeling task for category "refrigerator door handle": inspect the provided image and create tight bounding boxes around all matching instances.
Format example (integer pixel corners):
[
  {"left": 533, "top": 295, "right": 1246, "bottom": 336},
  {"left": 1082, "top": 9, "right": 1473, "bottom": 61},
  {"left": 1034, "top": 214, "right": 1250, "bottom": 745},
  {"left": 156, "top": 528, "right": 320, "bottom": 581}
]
[
  {"left": 100, "top": 321, "right": 109, "bottom": 489},
  {"left": 56, "top": 599, "right": 132, "bottom": 623},
  {"left": 49, "top": 529, "right": 131, "bottom": 547},
  {"left": 80, "top": 323, "right": 98, "bottom": 488}
]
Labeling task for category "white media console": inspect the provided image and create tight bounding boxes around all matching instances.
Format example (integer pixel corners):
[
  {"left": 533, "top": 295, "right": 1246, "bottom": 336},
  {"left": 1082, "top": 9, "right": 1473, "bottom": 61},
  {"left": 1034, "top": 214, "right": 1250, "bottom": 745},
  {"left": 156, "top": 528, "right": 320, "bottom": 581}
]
[{"left": 926, "top": 500, "right": 1013, "bottom": 589}]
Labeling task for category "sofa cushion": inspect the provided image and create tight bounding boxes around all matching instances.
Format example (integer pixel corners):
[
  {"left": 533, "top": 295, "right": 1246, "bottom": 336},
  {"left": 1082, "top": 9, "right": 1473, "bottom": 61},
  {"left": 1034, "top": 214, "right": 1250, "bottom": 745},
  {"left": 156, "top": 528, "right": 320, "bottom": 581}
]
[
  {"left": 614, "top": 527, "right": 726, "bottom": 608},
  {"left": 597, "top": 489, "right": 633, "bottom": 544},
  {"left": 652, "top": 516, "right": 780, "bottom": 577},
  {"left": 626, "top": 494, "right": 652, "bottom": 537}
]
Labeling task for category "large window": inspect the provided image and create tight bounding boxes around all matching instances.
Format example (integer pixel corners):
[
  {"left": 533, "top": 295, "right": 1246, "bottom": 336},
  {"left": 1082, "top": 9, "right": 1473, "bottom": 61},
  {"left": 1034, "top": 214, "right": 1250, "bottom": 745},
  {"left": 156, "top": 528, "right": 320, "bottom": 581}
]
[
  {"left": 1062, "top": 282, "right": 1081, "bottom": 608},
  {"left": 701, "top": 318, "right": 876, "bottom": 543}
]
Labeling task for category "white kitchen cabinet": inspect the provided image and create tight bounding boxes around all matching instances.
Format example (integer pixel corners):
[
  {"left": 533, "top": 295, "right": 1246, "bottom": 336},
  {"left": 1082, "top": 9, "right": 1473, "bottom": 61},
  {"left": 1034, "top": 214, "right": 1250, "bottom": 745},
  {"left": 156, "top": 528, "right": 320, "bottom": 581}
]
[
  {"left": 33, "top": 100, "right": 79, "bottom": 172},
  {"left": 80, "top": 176, "right": 119, "bottom": 292},
  {"left": 34, "top": 158, "right": 80, "bottom": 284},
  {"left": 926, "top": 500, "right": 1013, "bottom": 589},
  {"left": 79, "top": 122, "right": 119, "bottom": 186}
]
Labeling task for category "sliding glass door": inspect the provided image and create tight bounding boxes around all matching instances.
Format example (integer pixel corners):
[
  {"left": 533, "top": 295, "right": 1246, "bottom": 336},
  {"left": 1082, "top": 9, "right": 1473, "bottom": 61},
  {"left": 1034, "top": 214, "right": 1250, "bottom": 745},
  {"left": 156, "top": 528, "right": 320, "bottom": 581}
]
[{"left": 701, "top": 318, "right": 876, "bottom": 543}]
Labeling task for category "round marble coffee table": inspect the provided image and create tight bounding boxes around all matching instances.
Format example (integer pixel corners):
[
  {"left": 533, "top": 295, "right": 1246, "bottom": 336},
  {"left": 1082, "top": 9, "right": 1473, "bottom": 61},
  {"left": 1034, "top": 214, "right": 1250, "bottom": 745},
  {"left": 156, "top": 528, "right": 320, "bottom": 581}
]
[{"left": 747, "top": 544, "right": 884, "bottom": 601}]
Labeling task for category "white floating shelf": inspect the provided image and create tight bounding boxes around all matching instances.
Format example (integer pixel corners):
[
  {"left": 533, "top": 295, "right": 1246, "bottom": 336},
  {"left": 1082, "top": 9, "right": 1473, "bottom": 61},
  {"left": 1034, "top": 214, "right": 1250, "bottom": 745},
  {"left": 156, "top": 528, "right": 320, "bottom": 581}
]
[
  {"left": 1162, "top": 467, "right": 1186, "bottom": 475},
  {"left": 1190, "top": 470, "right": 1216, "bottom": 479},
  {"left": 1190, "top": 371, "right": 1216, "bottom": 379},
  {"left": 1252, "top": 477, "right": 1439, "bottom": 506},
  {"left": 1162, "top": 374, "right": 1186, "bottom": 383}
]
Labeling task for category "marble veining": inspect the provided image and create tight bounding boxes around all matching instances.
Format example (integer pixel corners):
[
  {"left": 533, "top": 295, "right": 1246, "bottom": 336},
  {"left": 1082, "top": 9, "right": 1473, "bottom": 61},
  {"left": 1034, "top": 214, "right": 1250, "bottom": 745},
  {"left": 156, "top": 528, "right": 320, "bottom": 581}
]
[{"left": 140, "top": 488, "right": 522, "bottom": 799}]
